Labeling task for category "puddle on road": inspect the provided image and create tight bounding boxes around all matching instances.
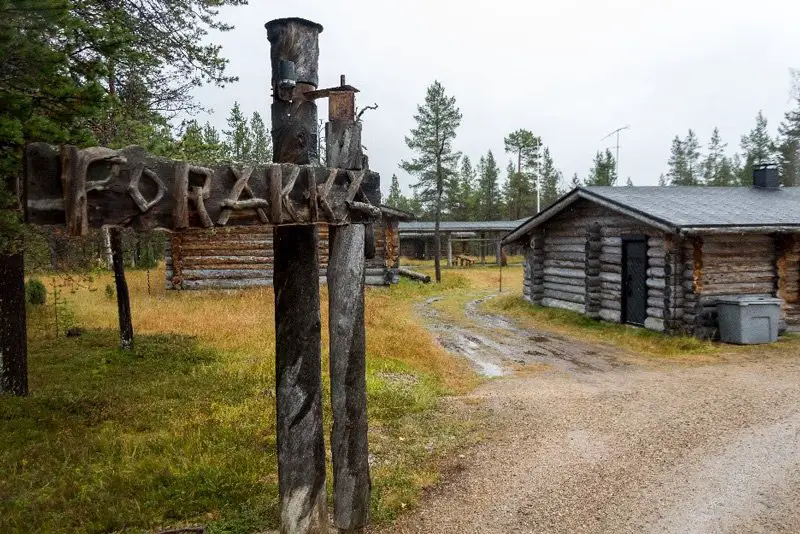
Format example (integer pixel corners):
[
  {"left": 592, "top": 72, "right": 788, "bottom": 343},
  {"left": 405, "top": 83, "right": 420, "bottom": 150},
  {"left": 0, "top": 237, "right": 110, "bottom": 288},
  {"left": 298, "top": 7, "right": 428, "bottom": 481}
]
[{"left": 442, "top": 334, "right": 506, "bottom": 378}]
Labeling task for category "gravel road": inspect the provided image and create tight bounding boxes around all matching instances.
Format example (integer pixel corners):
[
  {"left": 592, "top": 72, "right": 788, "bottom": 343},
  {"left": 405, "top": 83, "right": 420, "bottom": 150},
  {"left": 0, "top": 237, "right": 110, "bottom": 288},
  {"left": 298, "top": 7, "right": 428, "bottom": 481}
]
[{"left": 376, "top": 295, "right": 800, "bottom": 534}]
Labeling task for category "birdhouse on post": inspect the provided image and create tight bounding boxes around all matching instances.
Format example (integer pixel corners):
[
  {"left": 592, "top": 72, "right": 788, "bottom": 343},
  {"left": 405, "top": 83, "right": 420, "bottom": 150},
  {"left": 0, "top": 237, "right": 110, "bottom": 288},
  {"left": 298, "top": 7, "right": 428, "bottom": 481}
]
[{"left": 307, "top": 74, "right": 363, "bottom": 170}]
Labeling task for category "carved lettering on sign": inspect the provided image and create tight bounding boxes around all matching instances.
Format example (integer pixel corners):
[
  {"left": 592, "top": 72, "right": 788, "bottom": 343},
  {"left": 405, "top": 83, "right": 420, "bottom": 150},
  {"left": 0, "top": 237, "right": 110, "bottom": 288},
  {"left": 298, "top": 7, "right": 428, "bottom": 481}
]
[
  {"left": 218, "top": 166, "right": 269, "bottom": 225},
  {"left": 128, "top": 163, "right": 166, "bottom": 213},
  {"left": 317, "top": 169, "right": 337, "bottom": 221},
  {"left": 281, "top": 165, "right": 301, "bottom": 222},
  {"left": 173, "top": 162, "right": 214, "bottom": 229},
  {"left": 60, "top": 146, "right": 127, "bottom": 235}
]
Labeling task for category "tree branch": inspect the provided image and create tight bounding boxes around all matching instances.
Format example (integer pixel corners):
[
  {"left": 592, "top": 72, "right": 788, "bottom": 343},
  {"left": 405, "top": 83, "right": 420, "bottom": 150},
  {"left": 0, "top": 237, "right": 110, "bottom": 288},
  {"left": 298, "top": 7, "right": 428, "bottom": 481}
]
[{"left": 356, "top": 103, "right": 379, "bottom": 121}]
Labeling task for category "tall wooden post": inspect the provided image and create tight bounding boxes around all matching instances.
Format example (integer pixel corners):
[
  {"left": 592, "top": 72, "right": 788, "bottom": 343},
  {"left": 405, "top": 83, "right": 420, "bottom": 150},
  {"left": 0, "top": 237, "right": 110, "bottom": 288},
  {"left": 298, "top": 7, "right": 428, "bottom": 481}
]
[
  {"left": 266, "top": 18, "right": 328, "bottom": 534},
  {"left": 324, "top": 75, "right": 371, "bottom": 532},
  {"left": 109, "top": 227, "right": 134, "bottom": 350},
  {"left": 446, "top": 233, "right": 453, "bottom": 267},
  {"left": 1, "top": 167, "right": 27, "bottom": 396},
  {"left": 0, "top": 248, "right": 28, "bottom": 396}
]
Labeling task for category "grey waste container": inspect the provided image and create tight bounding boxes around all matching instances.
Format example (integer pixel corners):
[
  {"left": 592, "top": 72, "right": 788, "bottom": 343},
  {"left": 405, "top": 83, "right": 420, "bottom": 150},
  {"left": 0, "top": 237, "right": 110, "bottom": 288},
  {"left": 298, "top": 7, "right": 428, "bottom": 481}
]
[{"left": 716, "top": 296, "right": 783, "bottom": 345}]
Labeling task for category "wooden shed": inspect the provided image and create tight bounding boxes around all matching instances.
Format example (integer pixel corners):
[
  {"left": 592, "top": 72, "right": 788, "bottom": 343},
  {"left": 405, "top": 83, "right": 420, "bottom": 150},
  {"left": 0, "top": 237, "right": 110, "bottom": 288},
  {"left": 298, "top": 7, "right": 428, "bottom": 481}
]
[
  {"left": 503, "top": 180, "right": 800, "bottom": 337},
  {"left": 399, "top": 220, "right": 525, "bottom": 265},
  {"left": 165, "top": 205, "right": 414, "bottom": 289}
]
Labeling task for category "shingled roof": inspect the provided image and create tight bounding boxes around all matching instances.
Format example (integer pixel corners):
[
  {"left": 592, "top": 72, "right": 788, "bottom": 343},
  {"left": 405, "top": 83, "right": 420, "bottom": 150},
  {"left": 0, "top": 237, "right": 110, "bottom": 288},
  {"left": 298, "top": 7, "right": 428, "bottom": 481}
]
[{"left": 504, "top": 186, "right": 800, "bottom": 244}]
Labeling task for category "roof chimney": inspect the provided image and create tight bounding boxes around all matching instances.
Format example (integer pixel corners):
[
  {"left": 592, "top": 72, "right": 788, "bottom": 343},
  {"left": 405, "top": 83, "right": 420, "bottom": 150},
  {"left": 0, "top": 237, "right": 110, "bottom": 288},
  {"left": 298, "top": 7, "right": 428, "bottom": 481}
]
[{"left": 753, "top": 163, "right": 780, "bottom": 189}]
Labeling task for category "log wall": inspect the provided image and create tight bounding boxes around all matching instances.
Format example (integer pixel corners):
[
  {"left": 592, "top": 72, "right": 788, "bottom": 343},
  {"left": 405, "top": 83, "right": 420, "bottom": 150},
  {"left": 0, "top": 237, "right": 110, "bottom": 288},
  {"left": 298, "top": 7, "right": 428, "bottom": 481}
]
[
  {"left": 682, "top": 233, "right": 799, "bottom": 337},
  {"left": 520, "top": 200, "right": 800, "bottom": 338},
  {"left": 521, "top": 199, "right": 669, "bottom": 331},
  {"left": 777, "top": 234, "right": 800, "bottom": 328},
  {"left": 166, "top": 223, "right": 394, "bottom": 289}
]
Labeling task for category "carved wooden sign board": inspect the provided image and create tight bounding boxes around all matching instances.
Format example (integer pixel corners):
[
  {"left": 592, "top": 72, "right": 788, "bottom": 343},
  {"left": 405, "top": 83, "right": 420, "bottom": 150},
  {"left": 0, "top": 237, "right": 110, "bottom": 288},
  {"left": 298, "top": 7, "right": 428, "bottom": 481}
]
[{"left": 24, "top": 143, "right": 381, "bottom": 236}]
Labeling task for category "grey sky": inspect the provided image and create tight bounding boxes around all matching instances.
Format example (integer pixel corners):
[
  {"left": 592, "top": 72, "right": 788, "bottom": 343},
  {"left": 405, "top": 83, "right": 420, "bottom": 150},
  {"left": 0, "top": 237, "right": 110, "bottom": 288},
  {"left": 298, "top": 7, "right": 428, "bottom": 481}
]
[{"left": 193, "top": 0, "right": 800, "bottom": 195}]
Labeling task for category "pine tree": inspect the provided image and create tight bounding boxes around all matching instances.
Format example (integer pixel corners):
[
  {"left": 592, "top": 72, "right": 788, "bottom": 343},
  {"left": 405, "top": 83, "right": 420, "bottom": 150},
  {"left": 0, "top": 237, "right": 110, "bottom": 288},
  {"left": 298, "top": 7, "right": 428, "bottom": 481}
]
[
  {"left": 202, "top": 123, "right": 227, "bottom": 163},
  {"left": 702, "top": 127, "right": 734, "bottom": 186},
  {"left": 477, "top": 151, "right": 503, "bottom": 220},
  {"left": 386, "top": 174, "right": 405, "bottom": 208},
  {"left": 223, "top": 102, "right": 252, "bottom": 164},
  {"left": 504, "top": 160, "right": 533, "bottom": 219},
  {"left": 569, "top": 173, "right": 583, "bottom": 189},
  {"left": 585, "top": 149, "right": 617, "bottom": 186},
  {"left": 449, "top": 156, "right": 476, "bottom": 220},
  {"left": 658, "top": 173, "right": 669, "bottom": 186},
  {"left": 539, "top": 147, "right": 562, "bottom": 208},
  {"left": 76, "top": 0, "right": 247, "bottom": 142},
  {"left": 400, "top": 81, "right": 462, "bottom": 282},
  {"left": 683, "top": 129, "right": 702, "bottom": 185},
  {"left": 504, "top": 129, "right": 540, "bottom": 213},
  {"left": 625, "top": 177, "right": 634, "bottom": 186},
  {"left": 249, "top": 111, "right": 271, "bottom": 165},
  {"left": 0, "top": 1, "right": 111, "bottom": 396},
  {"left": 666, "top": 136, "right": 687, "bottom": 185},
  {"left": 739, "top": 110, "right": 775, "bottom": 186},
  {"left": 776, "top": 99, "right": 800, "bottom": 186},
  {"left": 175, "top": 121, "right": 207, "bottom": 162}
]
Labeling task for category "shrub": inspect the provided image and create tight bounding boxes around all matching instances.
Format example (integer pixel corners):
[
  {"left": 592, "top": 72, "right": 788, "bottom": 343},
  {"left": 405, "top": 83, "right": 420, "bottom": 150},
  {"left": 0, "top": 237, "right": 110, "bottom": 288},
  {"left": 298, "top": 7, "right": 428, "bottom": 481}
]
[
  {"left": 26, "top": 278, "right": 47, "bottom": 305},
  {"left": 105, "top": 283, "right": 115, "bottom": 300}
]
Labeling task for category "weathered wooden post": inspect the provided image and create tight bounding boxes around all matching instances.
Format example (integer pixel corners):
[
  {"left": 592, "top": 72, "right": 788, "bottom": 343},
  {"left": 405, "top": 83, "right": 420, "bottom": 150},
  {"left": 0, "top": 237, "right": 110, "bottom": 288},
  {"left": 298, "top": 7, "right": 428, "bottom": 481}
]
[
  {"left": 447, "top": 233, "right": 453, "bottom": 267},
  {"left": 109, "top": 227, "right": 134, "bottom": 349},
  {"left": 23, "top": 18, "right": 381, "bottom": 531},
  {"left": 0, "top": 246, "right": 28, "bottom": 396},
  {"left": 324, "top": 76, "right": 372, "bottom": 533},
  {"left": 266, "top": 18, "right": 328, "bottom": 533}
]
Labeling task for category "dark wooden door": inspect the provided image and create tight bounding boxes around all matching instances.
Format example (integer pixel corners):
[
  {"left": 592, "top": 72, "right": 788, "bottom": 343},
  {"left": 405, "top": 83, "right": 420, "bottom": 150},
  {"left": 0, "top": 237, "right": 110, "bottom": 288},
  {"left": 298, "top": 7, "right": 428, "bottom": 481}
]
[{"left": 623, "top": 239, "right": 648, "bottom": 326}]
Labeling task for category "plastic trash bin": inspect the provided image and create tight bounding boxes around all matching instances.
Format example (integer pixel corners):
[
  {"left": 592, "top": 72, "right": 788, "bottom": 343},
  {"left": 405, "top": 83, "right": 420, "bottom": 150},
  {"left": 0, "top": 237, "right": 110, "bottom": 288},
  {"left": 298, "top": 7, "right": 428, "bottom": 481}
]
[{"left": 716, "top": 296, "right": 783, "bottom": 345}]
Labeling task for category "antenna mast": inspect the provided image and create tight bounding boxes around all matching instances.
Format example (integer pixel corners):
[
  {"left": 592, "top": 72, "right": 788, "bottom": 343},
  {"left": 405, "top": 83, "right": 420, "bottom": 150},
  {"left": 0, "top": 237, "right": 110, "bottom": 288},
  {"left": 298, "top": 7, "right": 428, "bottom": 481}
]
[{"left": 601, "top": 125, "right": 630, "bottom": 182}]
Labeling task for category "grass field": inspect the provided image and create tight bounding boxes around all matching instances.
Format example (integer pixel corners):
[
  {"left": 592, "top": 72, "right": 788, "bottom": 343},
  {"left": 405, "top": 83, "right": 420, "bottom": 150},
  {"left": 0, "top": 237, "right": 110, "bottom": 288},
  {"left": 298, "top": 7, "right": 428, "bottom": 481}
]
[
  {"left": 0, "top": 265, "right": 480, "bottom": 533},
  {"left": 4, "top": 262, "right": 795, "bottom": 533}
]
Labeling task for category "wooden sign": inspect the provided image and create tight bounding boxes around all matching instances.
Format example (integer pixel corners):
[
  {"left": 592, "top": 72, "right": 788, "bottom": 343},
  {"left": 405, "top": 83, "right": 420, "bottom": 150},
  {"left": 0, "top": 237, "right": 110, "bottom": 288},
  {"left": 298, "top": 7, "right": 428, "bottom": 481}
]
[{"left": 24, "top": 143, "right": 381, "bottom": 236}]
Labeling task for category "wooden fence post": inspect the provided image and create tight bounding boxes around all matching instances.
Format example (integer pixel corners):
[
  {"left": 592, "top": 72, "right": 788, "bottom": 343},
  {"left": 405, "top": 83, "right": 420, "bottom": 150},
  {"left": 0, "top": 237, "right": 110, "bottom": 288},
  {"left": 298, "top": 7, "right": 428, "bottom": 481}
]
[
  {"left": 109, "top": 227, "right": 134, "bottom": 350},
  {"left": 325, "top": 77, "right": 371, "bottom": 532},
  {"left": 0, "top": 247, "right": 28, "bottom": 396},
  {"left": 266, "top": 17, "right": 328, "bottom": 534}
]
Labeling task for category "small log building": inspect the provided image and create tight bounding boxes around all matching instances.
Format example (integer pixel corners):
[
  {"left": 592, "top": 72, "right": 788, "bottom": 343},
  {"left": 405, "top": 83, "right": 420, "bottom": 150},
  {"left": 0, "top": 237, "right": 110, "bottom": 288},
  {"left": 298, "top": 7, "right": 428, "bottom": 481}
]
[
  {"left": 399, "top": 220, "right": 525, "bottom": 265},
  {"left": 165, "top": 205, "right": 413, "bottom": 289},
  {"left": 503, "top": 175, "right": 800, "bottom": 337}
]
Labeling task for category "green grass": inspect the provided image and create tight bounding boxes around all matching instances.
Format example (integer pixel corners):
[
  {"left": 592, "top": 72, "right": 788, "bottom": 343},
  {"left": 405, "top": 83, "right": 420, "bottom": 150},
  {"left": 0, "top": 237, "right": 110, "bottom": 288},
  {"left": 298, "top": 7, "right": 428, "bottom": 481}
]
[
  {"left": 0, "top": 268, "right": 480, "bottom": 534},
  {"left": 1, "top": 329, "right": 276, "bottom": 534},
  {"left": 485, "top": 294, "right": 719, "bottom": 357}
]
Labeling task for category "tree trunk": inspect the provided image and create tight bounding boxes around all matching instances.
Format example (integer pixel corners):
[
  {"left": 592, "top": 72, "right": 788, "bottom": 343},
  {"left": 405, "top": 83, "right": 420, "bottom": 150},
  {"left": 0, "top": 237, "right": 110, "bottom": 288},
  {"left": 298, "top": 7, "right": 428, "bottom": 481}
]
[
  {"left": 434, "top": 166, "right": 443, "bottom": 283},
  {"left": 110, "top": 227, "right": 134, "bottom": 350},
  {"left": 328, "top": 224, "right": 370, "bottom": 532},
  {"left": 0, "top": 247, "right": 28, "bottom": 396},
  {"left": 102, "top": 227, "right": 113, "bottom": 269}
]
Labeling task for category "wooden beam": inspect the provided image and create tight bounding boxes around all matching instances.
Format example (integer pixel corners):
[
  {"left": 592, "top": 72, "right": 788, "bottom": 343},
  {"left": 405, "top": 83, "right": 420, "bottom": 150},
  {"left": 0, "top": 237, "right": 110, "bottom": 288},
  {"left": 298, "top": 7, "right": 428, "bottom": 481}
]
[
  {"left": 24, "top": 143, "right": 380, "bottom": 235},
  {"left": 110, "top": 227, "right": 134, "bottom": 350}
]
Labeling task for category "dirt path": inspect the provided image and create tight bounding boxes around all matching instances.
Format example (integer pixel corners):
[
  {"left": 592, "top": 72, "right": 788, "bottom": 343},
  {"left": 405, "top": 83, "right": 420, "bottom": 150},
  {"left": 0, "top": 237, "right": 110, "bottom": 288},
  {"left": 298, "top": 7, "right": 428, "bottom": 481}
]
[{"left": 376, "top": 294, "right": 800, "bottom": 533}]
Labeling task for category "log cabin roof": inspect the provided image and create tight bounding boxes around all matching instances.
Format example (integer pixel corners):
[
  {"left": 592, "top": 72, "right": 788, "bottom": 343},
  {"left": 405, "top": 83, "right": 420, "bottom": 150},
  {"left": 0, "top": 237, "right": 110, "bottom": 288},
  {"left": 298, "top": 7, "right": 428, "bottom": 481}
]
[
  {"left": 503, "top": 186, "right": 800, "bottom": 244},
  {"left": 400, "top": 219, "right": 527, "bottom": 234},
  {"left": 379, "top": 204, "right": 415, "bottom": 221}
]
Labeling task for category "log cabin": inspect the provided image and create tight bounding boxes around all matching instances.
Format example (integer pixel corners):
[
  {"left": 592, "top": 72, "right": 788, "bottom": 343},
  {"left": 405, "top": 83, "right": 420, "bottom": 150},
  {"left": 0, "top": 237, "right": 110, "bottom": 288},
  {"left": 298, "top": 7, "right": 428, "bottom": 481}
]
[
  {"left": 399, "top": 220, "right": 525, "bottom": 265},
  {"left": 502, "top": 169, "right": 800, "bottom": 338},
  {"left": 164, "top": 204, "right": 414, "bottom": 289}
]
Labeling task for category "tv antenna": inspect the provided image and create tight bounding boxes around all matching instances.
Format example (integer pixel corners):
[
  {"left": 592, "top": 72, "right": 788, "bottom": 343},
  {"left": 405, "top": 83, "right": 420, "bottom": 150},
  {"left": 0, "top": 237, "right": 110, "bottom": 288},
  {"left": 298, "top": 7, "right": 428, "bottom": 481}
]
[{"left": 601, "top": 125, "right": 630, "bottom": 182}]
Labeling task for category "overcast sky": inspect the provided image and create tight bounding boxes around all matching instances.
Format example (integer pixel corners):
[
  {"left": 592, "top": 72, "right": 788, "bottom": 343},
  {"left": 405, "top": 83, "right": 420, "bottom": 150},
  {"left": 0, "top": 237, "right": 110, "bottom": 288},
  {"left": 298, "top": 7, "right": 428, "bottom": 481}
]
[{"left": 192, "top": 0, "right": 800, "bottom": 194}]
